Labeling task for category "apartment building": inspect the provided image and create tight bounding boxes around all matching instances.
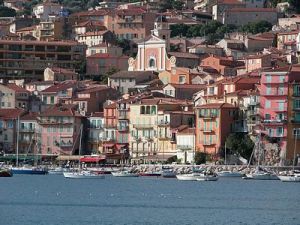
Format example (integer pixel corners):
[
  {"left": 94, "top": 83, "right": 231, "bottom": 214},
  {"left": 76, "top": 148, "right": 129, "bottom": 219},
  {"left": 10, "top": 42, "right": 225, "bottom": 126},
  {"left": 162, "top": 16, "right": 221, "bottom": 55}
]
[
  {"left": 0, "top": 83, "right": 30, "bottom": 110},
  {"left": 0, "top": 39, "right": 86, "bottom": 80}
]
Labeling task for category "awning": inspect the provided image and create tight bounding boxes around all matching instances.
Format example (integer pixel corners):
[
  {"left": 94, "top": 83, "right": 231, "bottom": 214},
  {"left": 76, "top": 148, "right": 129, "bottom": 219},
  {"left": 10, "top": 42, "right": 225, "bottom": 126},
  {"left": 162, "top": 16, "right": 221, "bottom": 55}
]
[
  {"left": 116, "top": 144, "right": 127, "bottom": 150},
  {"left": 80, "top": 157, "right": 105, "bottom": 163},
  {"left": 56, "top": 155, "right": 81, "bottom": 161}
]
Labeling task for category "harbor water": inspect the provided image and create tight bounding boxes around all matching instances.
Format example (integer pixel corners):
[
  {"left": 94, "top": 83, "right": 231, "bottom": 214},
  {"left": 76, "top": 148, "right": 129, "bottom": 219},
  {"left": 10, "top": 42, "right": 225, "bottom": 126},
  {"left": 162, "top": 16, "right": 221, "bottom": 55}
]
[{"left": 0, "top": 175, "right": 299, "bottom": 225}]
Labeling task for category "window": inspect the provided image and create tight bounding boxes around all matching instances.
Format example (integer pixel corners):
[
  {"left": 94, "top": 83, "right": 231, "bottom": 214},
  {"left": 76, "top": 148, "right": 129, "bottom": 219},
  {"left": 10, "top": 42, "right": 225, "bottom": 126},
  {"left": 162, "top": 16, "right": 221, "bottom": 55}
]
[
  {"left": 266, "top": 84, "right": 271, "bottom": 95},
  {"left": 294, "top": 85, "right": 300, "bottom": 96},
  {"left": 266, "top": 75, "right": 272, "bottom": 83},
  {"left": 179, "top": 76, "right": 186, "bottom": 84},
  {"left": 140, "top": 106, "right": 145, "bottom": 114},
  {"left": 149, "top": 58, "right": 155, "bottom": 68},
  {"left": 7, "top": 120, "right": 13, "bottom": 128},
  {"left": 294, "top": 100, "right": 300, "bottom": 109},
  {"left": 279, "top": 76, "right": 285, "bottom": 83},
  {"left": 151, "top": 106, "right": 156, "bottom": 115},
  {"left": 146, "top": 106, "right": 150, "bottom": 114},
  {"left": 265, "top": 100, "right": 271, "bottom": 108},
  {"left": 276, "top": 127, "right": 283, "bottom": 137},
  {"left": 278, "top": 101, "right": 285, "bottom": 111},
  {"left": 265, "top": 114, "right": 271, "bottom": 120},
  {"left": 50, "top": 96, "right": 55, "bottom": 104}
]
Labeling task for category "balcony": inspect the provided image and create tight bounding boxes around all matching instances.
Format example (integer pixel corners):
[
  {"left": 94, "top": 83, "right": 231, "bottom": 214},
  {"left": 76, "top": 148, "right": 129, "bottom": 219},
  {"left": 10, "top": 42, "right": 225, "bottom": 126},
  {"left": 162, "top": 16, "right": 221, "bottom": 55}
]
[
  {"left": 56, "top": 141, "right": 73, "bottom": 148},
  {"left": 158, "top": 135, "right": 172, "bottom": 140},
  {"left": 118, "top": 113, "right": 129, "bottom": 120},
  {"left": 293, "top": 92, "right": 300, "bottom": 97},
  {"left": 290, "top": 117, "right": 300, "bottom": 123},
  {"left": 89, "top": 125, "right": 103, "bottom": 130},
  {"left": 261, "top": 90, "right": 288, "bottom": 96},
  {"left": 201, "top": 129, "right": 214, "bottom": 133},
  {"left": 177, "top": 145, "right": 192, "bottom": 150},
  {"left": 20, "top": 128, "right": 35, "bottom": 133},
  {"left": 133, "top": 124, "right": 154, "bottom": 129},
  {"left": 249, "top": 100, "right": 260, "bottom": 106},
  {"left": 38, "top": 119, "right": 72, "bottom": 125},
  {"left": 117, "top": 126, "right": 129, "bottom": 132},
  {"left": 199, "top": 113, "right": 218, "bottom": 119},
  {"left": 157, "top": 120, "right": 170, "bottom": 126},
  {"left": 263, "top": 119, "right": 287, "bottom": 125},
  {"left": 202, "top": 142, "right": 216, "bottom": 146}
]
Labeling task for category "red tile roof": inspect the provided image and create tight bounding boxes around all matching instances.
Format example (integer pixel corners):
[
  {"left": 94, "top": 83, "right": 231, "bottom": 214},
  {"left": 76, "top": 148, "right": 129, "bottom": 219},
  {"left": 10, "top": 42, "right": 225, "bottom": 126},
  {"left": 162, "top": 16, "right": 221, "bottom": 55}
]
[
  {"left": 40, "top": 104, "right": 82, "bottom": 117},
  {"left": 197, "top": 103, "right": 237, "bottom": 109},
  {"left": 0, "top": 108, "right": 24, "bottom": 119},
  {"left": 6, "top": 83, "right": 29, "bottom": 93},
  {"left": 21, "top": 112, "right": 38, "bottom": 121},
  {"left": 41, "top": 81, "right": 77, "bottom": 93}
]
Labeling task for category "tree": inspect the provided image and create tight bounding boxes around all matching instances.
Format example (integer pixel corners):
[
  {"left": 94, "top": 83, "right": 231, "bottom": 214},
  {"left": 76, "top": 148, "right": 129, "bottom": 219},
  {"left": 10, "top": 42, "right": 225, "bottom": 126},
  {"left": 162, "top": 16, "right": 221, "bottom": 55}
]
[
  {"left": 0, "top": 6, "right": 16, "bottom": 17},
  {"left": 195, "top": 152, "right": 207, "bottom": 165},
  {"left": 225, "top": 133, "right": 254, "bottom": 160},
  {"left": 99, "top": 67, "right": 119, "bottom": 84},
  {"left": 239, "top": 20, "right": 272, "bottom": 34}
]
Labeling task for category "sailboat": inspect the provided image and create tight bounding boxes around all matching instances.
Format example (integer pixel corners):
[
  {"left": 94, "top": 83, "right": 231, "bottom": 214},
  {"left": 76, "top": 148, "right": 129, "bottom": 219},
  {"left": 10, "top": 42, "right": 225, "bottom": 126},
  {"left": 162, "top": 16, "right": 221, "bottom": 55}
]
[
  {"left": 63, "top": 125, "right": 104, "bottom": 179},
  {"left": 278, "top": 130, "right": 300, "bottom": 182},
  {"left": 217, "top": 142, "right": 244, "bottom": 177},
  {"left": 244, "top": 133, "right": 278, "bottom": 180},
  {"left": 11, "top": 116, "right": 47, "bottom": 175}
]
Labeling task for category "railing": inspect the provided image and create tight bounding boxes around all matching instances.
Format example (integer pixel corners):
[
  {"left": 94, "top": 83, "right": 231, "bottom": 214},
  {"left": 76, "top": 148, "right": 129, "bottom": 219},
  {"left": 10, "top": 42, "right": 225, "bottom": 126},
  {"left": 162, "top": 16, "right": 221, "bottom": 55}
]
[
  {"left": 202, "top": 142, "right": 216, "bottom": 146},
  {"left": 199, "top": 113, "right": 218, "bottom": 118},
  {"left": 117, "top": 126, "right": 129, "bottom": 131},
  {"left": 263, "top": 119, "right": 287, "bottom": 124},
  {"left": 262, "top": 90, "right": 288, "bottom": 96},
  {"left": 118, "top": 113, "right": 129, "bottom": 120},
  {"left": 133, "top": 124, "right": 154, "bottom": 129},
  {"left": 157, "top": 120, "right": 170, "bottom": 126},
  {"left": 38, "top": 119, "right": 72, "bottom": 125},
  {"left": 20, "top": 128, "right": 35, "bottom": 132},
  {"left": 177, "top": 145, "right": 192, "bottom": 150}
]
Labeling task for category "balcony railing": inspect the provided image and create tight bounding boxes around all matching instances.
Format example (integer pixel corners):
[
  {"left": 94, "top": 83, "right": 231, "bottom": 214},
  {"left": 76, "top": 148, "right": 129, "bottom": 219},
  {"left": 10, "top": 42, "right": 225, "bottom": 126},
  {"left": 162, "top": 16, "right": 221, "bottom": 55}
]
[
  {"left": 117, "top": 126, "right": 129, "bottom": 132},
  {"left": 177, "top": 145, "right": 192, "bottom": 150},
  {"left": 20, "top": 128, "right": 35, "bottom": 132},
  {"left": 202, "top": 142, "right": 216, "bottom": 146},
  {"left": 118, "top": 113, "right": 129, "bottom": 120},
  {"left": 263, "top": 119, "right": 287, "bottom": 124},
  {"left": 261, "top": 90, "right": 288, "bottom": 96},
  {"left": 157, "top": 120, "right": 170, "bottom": 126},
  {"left": 199, "top": 113, "right": 218, "bottom": 118},
  {"left": 133, "top": 124, "right": 154, "bottom": 129},
  {"left": 201, "top": 129, "right": 214, "bottom": 133}
]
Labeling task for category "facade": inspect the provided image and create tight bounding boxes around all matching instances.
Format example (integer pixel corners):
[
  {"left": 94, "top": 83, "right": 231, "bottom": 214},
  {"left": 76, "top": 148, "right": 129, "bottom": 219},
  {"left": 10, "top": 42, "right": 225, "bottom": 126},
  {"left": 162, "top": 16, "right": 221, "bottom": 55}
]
[
  {"left": 86, "top": 43, "right": 123, "bottom": 57},
  {"left": 87, "top": 112, "right": 104, "bottom": 154},
  {"left": 19, "top": 112, "right": 38, "bottom": 155},
  {"left": 163, "top": 84, "right": 205, "bottom": 100},
  {"left": 278, "top": 30, "right": 299, "bottom": 50},
  {"left": 37, "top": 104, "right": 83, "bottom": 156},
  {"left": 33, "top": 1, "right": 63, "bottom": 21},
  {"left": 174, "top": 126, "right": 195, "bottom": 164},
  {"left": 35, "top": 19, "right": 65, "bottom": 41},
  {"left": 0, "top": 83, "right": 30, "bottom": 110},
  {"left": 260, "top": 68, "right": 289, "bottom": 161},
  {"left": 0, "top": 108, "right": 24, "bottom": 154},
  {"left": 0, "top": 40, "right": 86, "bottom": 80},
  {"left": 77, "top": 30, "right": 115, "bottom": 48},
  {"left": 223, "top": 8, "right": 278, "bottom": 26},
  {"left": 103, "top": 103, "right": 117, "bottom": 155},
  {"left": 108, "top": 71, "right": 157, "bottom": 94},
  {"left": 44, "top": 67, "right": 78, "bottom": 81},
  {"left": 195, "top": 103, "right": 238, "bottom": 156},
  {"left": 212, "top": 0, "right": 245, "bottom": 22},
  {"left": 86, "top": 53, "right": 129, "bottom": 76}
]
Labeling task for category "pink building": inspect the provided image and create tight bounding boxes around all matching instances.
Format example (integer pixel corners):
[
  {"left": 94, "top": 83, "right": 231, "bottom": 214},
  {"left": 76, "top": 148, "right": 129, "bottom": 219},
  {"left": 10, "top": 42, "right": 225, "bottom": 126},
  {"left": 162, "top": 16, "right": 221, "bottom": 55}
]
[
  {"left": 260, "top": 67, "right": 289, "bottom": 158},
  {"left": 37, "top": 104, "right": 83, "bottom": 156}
]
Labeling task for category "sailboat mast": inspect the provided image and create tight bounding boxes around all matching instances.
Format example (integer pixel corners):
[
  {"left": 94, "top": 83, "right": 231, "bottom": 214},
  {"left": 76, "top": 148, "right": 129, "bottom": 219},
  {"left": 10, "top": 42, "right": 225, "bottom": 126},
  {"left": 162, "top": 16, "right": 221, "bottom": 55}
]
[
  {"left": 16, "top": 115, "right": 20, "bottom": 167},
  {"left": 78, "top": 124, "right": 83, "bottom": 167},
  {"left": 224, "top": 142, "right": 227, "bottom": 165}
]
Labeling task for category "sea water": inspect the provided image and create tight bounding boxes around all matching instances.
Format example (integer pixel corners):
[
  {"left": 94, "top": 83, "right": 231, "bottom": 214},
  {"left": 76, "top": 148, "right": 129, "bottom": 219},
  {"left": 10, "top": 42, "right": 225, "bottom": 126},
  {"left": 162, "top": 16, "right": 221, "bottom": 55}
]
[{"left": 0, "top": 175, "right": 299, "bottom": 225}]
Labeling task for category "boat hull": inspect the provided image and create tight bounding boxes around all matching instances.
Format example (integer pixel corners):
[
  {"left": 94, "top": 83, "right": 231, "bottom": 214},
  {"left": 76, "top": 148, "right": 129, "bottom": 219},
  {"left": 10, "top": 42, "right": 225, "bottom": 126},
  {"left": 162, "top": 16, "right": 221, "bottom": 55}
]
[
  {"left": 11, "top": 168, "right": 48, "bottom": 175},
  {"left": 63, "top": 172, "right": 105, "bottom": 179},
  {"left": 176, "top": 174, "right": 197, "bottom": 181},
  {"left": 162, "top": 171, "right": 176, "bottom": 178},
  {"left": 111, "top": 171, "right": 139, "bottom": 177},
  {"left": 139, "top": 172, "right": 161, "bottom": 177},
  {"left": 278, "top": 175, "right": 300, "bottom": 182},
  {"left": 196, "top": 176, "right": 218, "bottom": 181},
  {"left": 217, "top": 171, "right": 243, "bottom": 177},
  {"left": 246, "top": 173, "right": 279, "bottom": 180},
  {"left": 0, "top": 169, "right": 13, "bottom": 177}
]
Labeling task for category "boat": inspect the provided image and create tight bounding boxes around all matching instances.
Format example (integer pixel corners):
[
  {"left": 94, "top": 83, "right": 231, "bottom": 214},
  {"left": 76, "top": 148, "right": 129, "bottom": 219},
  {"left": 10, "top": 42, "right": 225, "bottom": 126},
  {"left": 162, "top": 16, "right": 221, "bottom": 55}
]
[
  {"left": 63, "top": 170, "right": 105, "bottom": 179},
  {"left": 162, "top": 168, "right": 176, "bottom": 178},
  {"left": 139, "top": 171, "right": 161, "bottom": 177},
  {"left": 217, "top": 170, "right": 244, "bottom": 177},
  {"left": 0, "top": 168, "right": 13, "bottom": 177},
  {"left": 196, "top": 175, "right": 218, "bottom": 181},
  {"left": 11, "top": 166, "right": 48, "bottom": 175},
  {"left": 245, "top": 169, "right": 279, "bottom": 180},
  {"left": 176, "top": 173, "right": 198, "bottom": 181},
  {"left": 111, "top": 170, "right": 139, "bottom": 177},
  {"left": 278, "top": 173, "right": 300, "bottom": 182},
  {"left": 48, "top": 167, "right": 68, "bottom": 175}
]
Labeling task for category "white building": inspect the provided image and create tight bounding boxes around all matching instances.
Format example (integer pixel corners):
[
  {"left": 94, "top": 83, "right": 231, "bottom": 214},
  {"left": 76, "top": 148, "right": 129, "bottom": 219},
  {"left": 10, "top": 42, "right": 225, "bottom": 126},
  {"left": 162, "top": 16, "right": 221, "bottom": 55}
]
[
  {"left": 175, "top": 126, "right": 195, "bottom": 164},
  {"left": 33, "top": 1, "right": 63, "bottom": 21}
]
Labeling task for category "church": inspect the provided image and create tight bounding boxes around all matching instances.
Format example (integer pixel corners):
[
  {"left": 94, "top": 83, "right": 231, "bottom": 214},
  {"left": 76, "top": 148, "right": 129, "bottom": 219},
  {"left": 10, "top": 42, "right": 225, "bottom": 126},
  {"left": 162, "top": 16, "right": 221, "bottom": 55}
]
[{"left": 128, "top": 16, "right": 177, "bottom": 72}]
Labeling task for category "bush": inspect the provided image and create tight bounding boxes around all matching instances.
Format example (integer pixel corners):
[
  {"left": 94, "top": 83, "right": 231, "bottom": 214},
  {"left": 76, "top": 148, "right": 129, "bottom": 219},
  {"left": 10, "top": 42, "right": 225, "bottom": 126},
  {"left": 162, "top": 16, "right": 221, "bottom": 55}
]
[{"left": 195, "top": 152, "right": 207, "bottom": 165}]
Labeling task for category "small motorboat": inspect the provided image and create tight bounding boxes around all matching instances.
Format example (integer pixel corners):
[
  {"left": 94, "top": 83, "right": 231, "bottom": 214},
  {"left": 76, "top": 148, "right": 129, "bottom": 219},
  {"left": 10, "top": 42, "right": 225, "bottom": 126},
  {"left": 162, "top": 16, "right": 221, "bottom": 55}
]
[
  {"left": 139, "top": 171, "right": 162, "bottom": 177},
  {"left": 48, "top": 167, "right": 68, "bottom": 175},
  {"left": 245, "top": 171, "right": 278, "bottom": 180},
  {"left": 63, "top": 170, "right": 105, "bottom": 179},
  {"left": 111, "top": 170, "right": 139, "bottom": 177},
  {"left": 0, "top": 168, "right": 13, "bottom": 177},
  {"left": 176, "top": 174, "right": 197, "bottom": 181},
  {"left": 196, "top": 174, "right": 218, "bottom": 181}
]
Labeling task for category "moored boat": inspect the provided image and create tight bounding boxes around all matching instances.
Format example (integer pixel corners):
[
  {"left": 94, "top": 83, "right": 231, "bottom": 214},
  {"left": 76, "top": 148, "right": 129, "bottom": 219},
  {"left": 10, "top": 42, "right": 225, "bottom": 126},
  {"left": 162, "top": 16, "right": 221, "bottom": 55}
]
[
  {"left": 139, "top": 171, "right": 161, "bottom": 177},
  {"left": 217, "top": 170, "right": 243, "bottom": 177},
  {"left": 196, "top": 175, "right": 218, "bottom": 181},
  {"left": 245, "top": 170, "right": 278, "bottom": 180},
  {"left": 176, "top": 174, "right": 197, "bottom": 181},
  {"left": 0, "top": 168, "right": 13, "bottom": 177},
  {"left": 111, "top": 170, "right": 139, "bottom": 177},
  {"left": 11, "top": 167, "right": 48, "bottom": 175},
  {"left": 63, "top": 170, "right": 105, "bottom": 179},
  {"left": 162, "top": 169, "right": 176, "bottom": 178},
  {"left": 278, "top": 170, "right": 300, "bottom": 182}
]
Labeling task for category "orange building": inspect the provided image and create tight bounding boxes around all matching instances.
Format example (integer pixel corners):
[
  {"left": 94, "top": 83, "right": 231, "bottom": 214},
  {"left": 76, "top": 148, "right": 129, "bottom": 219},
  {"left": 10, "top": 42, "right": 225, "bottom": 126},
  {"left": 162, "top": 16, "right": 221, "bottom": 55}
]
[{"left": 195, "top": 103, "right": 238, "bottom": 157}]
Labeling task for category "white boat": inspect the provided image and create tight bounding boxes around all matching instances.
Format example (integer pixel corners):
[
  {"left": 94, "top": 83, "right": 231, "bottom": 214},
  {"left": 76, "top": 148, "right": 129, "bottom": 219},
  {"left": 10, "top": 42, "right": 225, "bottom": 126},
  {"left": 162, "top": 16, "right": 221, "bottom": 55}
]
[
  {"left": 48, "top": 167, "right": 67, "bottom": 175},
  {"left": 63, "top": 170, "right": 105, "bottom": 179},
  {"left": 278, "top": 170, "right": 300, "bottom": 182},
  {"left": 217, "top": 171, "right": 243, "bottom": 177},
  {"left": 196, "top": 175, "right": 218, "bottom": 181},
  {"left": 246, "top": 171, "right": 279, "bottom": 180},
  {"left": 176, "top": 174, "right": 197, "bottom": 181},
  {"left": 111, "top": 170, "right": 139, "bottom": 177}
]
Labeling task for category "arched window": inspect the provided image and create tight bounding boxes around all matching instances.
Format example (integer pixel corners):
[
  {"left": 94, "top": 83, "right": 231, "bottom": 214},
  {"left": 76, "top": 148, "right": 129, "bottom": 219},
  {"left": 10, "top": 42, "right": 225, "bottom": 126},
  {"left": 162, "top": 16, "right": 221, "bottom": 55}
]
[
  {"left": 141, "top": 106, "right": 145, "bottom": 114},
  {"left": 149, "top": 58, "right": 155, "bottom": 68},
  {"left": 146, "top": 106, "right": 150, "bottom": 114}
]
